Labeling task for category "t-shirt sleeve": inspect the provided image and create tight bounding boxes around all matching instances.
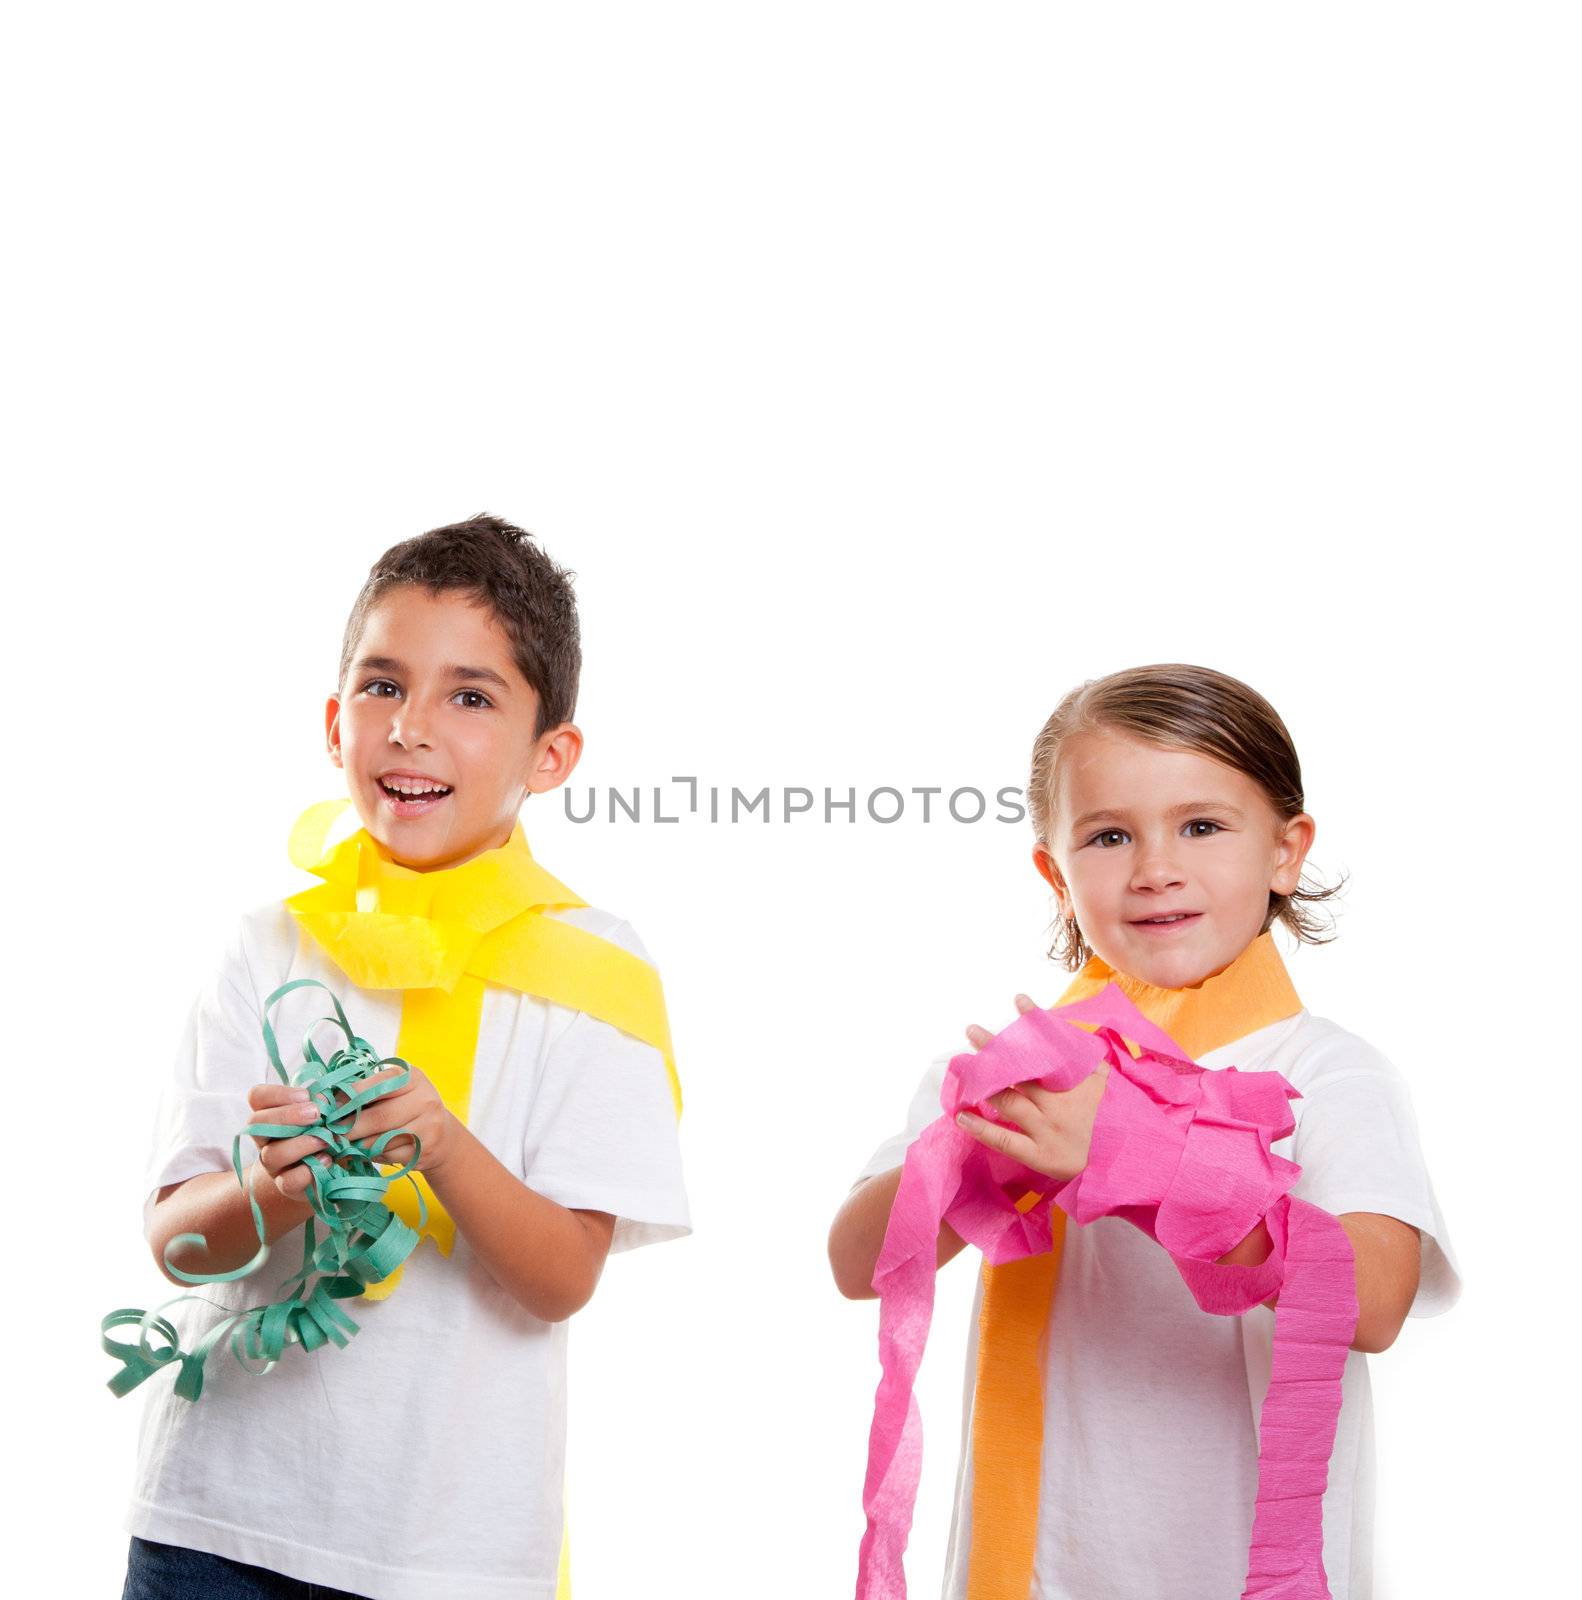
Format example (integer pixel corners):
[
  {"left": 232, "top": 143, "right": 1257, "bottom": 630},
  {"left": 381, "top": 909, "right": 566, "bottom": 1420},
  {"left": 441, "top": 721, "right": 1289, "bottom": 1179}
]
[
  {"left": 851, "top": 1049, "right": 955, "bottom": 1189},
  {"left": 1284, "top": 1032, "right": 1463, "bottom": 1319},
  {"left": 520, "top": 918, "right": 691, "bottom": 1255},
  {"left": 142, "top": 922, "right": 272, "bottom": 1217}
]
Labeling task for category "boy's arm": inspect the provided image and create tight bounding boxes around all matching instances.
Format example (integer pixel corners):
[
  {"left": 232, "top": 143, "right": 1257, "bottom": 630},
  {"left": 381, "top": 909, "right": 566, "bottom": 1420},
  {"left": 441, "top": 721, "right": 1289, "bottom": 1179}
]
[
  {"left": 146, "top": 1167, "right": 315, "bottom": 1286},
  {"left": 146, "top": 1081, "right": 340, "bottom": 1284},
  {"left": 427, "top": 1122, "right": 616, "bottom": 1322},
  {"left": 828, "top": 1166, "right": 969, "bottom": 1300},
  {"left": 329, "top": 1068, "right": 622, "bottom": 1319}
]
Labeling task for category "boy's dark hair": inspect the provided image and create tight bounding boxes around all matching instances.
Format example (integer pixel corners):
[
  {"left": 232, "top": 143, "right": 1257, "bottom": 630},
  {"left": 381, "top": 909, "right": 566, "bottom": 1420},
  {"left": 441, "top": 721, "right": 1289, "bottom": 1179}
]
[
  {"left": 339, "top": 514, "right": 580, "bottom": 738},
  {"left": 1028, "top": 663, "right": 1347, "bottom": 970}
]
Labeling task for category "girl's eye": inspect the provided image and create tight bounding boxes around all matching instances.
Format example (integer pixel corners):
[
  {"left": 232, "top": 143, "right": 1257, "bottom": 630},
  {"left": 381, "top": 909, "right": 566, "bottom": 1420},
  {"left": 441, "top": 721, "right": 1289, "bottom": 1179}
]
[
  {"left": 454, "top": 689, "right": 493, "bottom": 710},
  {"left": 1086, "top": 820, "right": 1223, "bottom": 848},
  {"left": 362, "top": 679, "right": 400, "bottom": 699}
]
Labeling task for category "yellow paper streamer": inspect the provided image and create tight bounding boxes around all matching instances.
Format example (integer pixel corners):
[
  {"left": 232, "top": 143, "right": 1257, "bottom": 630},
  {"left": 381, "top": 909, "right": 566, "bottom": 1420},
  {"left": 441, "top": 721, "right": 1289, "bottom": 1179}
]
[
  {"left": 285, "top": 802, "right": 680, "bottom": 1595},
  {"left": 284, "top": 800, "right": 680, "bottom": 1302}
]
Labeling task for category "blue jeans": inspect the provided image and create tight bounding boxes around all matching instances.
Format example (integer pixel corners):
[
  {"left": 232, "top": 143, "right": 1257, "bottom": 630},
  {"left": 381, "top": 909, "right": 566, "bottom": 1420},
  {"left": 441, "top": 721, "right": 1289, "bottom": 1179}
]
[{"left": 122, "top": 1537, "right": 372, "bottom": 1600}]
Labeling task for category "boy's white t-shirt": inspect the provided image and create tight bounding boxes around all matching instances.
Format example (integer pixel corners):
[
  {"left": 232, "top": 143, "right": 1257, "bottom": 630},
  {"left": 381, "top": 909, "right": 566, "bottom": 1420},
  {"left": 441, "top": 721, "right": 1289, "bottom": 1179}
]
[
  {"left": 853, "top": 1009, "right": 1462, "bottom": 1600},
  {"left": 126, "top": 900, "right": 691, "bottom": 1600}
]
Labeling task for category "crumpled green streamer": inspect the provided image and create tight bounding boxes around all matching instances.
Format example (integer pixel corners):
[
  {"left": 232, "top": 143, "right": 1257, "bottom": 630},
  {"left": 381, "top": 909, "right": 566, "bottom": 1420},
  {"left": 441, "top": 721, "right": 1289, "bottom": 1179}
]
[{"left": 102, "top": 978, "right": 427, "bottom": 1402}]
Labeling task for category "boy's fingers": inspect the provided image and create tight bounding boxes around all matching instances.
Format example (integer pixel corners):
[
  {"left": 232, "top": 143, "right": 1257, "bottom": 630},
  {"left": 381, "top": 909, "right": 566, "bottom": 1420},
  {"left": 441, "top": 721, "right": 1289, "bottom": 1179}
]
[
  {"left": 965, "top": 1023, "right": 994, "bottom": 1049},
  {"left": 248, "top": 1083, "right": 314, "bottom": 1110},
  {"left": 280, "top": 1156, "right": 327, "bottom": 1193},
  {"left": 259, "top": 1132, "right": 328, "bottom": 1174},
  {"left": 1013, "top": 993, "right": 1037, "bottom": 1013}
]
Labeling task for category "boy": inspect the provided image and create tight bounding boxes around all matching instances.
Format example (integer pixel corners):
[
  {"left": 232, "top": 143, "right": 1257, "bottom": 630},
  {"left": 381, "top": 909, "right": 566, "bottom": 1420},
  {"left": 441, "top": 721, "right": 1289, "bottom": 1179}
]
[{"left": 122, "top": 515, "right": 689, "bottom": 1600}]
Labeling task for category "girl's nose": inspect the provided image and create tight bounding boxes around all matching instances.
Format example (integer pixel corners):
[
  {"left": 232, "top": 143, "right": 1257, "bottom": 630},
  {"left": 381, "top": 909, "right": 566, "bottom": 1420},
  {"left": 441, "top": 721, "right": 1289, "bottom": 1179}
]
[{"left": 1130, "top": 842, "right": 1186, "bottom": 892}]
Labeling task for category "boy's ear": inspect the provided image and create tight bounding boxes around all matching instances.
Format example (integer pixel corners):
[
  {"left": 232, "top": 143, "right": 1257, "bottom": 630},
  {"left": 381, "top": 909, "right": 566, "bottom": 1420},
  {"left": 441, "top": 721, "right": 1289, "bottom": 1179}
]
[
  {"left": 325, "top": 695, "right": 344, "bottom": 769},
  {"left": 524, "top": 722, "right": 584, "bottom": 796}
]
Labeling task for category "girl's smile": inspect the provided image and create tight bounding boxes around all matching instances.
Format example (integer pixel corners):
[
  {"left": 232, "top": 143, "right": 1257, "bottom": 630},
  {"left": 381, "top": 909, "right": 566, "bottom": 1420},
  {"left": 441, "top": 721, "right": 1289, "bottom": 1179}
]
[
  {"left": 1127, "top": 910, "right": 1204, "bottom": 935},
  {"left": 1034, "top": 729, "right": 1314, "bottom": 989}
]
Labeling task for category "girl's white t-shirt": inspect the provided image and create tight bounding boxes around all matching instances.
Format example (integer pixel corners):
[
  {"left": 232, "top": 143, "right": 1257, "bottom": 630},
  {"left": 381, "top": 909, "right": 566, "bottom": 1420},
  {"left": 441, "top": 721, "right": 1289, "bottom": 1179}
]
[
  {"left": 126, "top": 900, "right": 691, "bottom": 1600},
  {"left": 854, "top": 1009, "right": 1462, "bottom": 1600}
]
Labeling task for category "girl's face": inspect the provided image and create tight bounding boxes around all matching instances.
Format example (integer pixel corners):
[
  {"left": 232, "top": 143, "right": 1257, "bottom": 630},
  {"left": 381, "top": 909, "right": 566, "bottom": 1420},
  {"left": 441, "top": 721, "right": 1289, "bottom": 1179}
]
[{"left": 1034, "top": 729, "right": 1315, "bottom": 989}]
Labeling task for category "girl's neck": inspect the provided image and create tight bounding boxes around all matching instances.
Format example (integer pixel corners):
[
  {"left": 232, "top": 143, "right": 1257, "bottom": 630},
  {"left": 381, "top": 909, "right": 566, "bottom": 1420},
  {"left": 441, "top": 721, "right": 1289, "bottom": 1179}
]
[{"left": 1059, "top": 932, "right": 1303, "bottom": 1060}]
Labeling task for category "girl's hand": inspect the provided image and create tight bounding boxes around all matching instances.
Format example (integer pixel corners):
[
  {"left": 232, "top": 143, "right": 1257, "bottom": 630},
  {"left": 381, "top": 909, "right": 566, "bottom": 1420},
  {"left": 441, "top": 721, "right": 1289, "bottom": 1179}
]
[
  {"left": 325, "top": 1063, "right": 459, "bottom": 1180},
  {"left": 953, "top": 993, "right": 1111, "bottom": 1183}
]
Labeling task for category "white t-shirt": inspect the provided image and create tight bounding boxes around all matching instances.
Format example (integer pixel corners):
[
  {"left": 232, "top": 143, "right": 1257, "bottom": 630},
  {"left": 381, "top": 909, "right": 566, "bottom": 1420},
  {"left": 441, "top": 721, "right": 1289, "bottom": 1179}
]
[
  {"left": 854, "top": 1009, "right": 1462, "bottom": 1600},
  {"left": 126, "top": 900, "right": 691, "bottom": 1600}
]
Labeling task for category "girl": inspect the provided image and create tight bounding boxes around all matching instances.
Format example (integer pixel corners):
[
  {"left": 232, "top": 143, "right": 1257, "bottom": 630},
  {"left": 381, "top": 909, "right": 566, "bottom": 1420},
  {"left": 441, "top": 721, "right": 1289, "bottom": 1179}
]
[{"left": 828, "top": 663, "right": 1461, "bottom": 1600}]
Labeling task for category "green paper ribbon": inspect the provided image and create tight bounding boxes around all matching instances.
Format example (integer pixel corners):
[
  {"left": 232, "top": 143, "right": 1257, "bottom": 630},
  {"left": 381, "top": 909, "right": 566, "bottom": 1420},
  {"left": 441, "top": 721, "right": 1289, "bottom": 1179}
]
[{"left": 102, "top": 978, "right": 427, "bottom": 1402}]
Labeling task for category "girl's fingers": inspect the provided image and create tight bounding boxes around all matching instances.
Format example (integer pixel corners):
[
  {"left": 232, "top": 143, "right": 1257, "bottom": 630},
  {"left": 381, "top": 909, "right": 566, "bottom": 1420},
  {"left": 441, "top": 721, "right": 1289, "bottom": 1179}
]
[
  {"left": 984, "top": 1086, "right": 1040, "bottom": 1133},
  {"left": 1013, "top": 1078, "right": 1059, "bottom": 1111},
  {"left": 968, "top": 997, "right": 1040, "bottom": 1049},
  {"left": 955, "top": 1108, "right": 1038, "bottom": 1167}
]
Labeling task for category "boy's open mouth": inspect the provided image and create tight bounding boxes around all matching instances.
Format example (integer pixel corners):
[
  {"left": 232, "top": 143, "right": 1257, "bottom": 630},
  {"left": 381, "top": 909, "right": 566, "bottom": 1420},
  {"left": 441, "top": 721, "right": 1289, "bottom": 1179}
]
[{"left": 377, "top": 775, "right": 453, "bottom": 816}]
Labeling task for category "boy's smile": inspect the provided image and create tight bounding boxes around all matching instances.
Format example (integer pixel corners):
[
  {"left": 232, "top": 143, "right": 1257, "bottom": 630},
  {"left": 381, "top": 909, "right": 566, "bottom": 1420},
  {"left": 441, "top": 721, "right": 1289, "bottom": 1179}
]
[
  {"left": 326, "top": 586, "right": 582, "bottom": 871},
  {"left": 1034, "top": 730, "right": 1314, "bottom": 989}
]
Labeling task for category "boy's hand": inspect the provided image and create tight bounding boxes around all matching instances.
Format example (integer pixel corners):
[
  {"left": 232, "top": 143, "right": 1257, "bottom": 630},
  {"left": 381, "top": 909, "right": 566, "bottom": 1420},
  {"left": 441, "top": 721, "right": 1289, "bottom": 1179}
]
[
  {"left": 245, "top": 1083, "right": 332, "bottom": 1200},
  {"left": 952, "top": 993, "right": 1111, "bottom": 1183},
  {"left": 327, "top": 1063, "right": 459, "bottom": 1179}
]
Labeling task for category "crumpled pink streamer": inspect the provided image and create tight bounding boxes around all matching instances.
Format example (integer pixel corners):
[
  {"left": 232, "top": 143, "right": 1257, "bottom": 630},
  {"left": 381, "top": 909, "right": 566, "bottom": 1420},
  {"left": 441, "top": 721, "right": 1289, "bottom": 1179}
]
[{"left": 856, "top": 983, "right": 1358, "bottom": 1600}]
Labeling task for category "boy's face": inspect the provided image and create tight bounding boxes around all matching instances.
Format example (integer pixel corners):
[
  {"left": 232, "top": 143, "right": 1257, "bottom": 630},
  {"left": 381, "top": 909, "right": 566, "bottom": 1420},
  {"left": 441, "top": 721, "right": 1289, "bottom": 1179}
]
[
  {"left": 1033, "top": 729, "right": 1314, "bottom": 989},
  {"left": 326, "top": 585, "right": 581, "bottom": 871}
]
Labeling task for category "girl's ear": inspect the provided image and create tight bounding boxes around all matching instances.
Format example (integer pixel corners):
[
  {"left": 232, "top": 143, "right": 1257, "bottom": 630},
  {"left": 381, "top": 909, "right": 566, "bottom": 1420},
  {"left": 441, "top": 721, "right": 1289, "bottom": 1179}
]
[
  {"left": 1033, "top": 843, "right": 1073, "bottom": 916},
  {"left": 325, "top": 695, "right": 343, "bottom": 768},
  {"left": 1271, "top": 811, "right": 1316, "bottom": 894}
]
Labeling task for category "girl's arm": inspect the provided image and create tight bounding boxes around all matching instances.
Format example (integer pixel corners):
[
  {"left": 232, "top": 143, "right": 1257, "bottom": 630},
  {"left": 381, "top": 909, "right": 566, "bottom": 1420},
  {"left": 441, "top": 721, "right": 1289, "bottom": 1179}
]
[
  {"left": 1217, "top": 1210, "right": 1422, "bottom": 1353},
  {"left": 828, "top": 1166, "right": 969, "bottom": 1300}
]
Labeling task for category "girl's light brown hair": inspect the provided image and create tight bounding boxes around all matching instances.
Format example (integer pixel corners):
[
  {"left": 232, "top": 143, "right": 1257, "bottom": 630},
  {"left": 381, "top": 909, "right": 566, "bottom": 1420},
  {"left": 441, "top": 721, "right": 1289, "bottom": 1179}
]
[{"left": 1028, "top": 663, "right": 1346, "bottom": 970}]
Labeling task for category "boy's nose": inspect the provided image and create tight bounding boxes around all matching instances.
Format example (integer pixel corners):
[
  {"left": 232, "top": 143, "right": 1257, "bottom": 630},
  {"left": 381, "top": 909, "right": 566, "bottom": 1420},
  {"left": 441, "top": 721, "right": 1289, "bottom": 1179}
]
[{"left": 388, "top": 710, "right": 432, "bottom": 749}]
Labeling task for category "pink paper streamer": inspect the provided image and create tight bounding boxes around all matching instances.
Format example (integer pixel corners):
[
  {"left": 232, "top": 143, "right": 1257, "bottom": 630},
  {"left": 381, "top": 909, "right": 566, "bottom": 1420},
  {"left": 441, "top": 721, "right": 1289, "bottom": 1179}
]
[{"left": 856, "top": 984, "right": 1358, "bottom": 1600}]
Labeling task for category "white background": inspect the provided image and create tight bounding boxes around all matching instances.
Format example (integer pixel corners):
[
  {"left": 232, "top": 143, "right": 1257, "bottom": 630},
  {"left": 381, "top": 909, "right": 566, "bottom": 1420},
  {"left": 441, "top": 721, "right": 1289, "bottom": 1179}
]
[{"left": 5, "top": 4, "right": 1576, "bottom": 1598}]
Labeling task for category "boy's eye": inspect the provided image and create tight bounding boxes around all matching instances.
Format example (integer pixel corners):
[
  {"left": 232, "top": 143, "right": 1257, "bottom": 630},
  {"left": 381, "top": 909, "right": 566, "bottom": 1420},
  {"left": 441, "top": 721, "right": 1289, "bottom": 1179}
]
[
  {"left": 1186, "top": 819, "right": 1223, "bottom": 837},
  {"left": 1089, "top": 829, "right": 1128, "bottom": 848},
  {"left": 362, "top": 679, "right": 400, "bottom": 699},
  {"left": 453, "top": 689, "right": 493, "bottom": 710}
]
